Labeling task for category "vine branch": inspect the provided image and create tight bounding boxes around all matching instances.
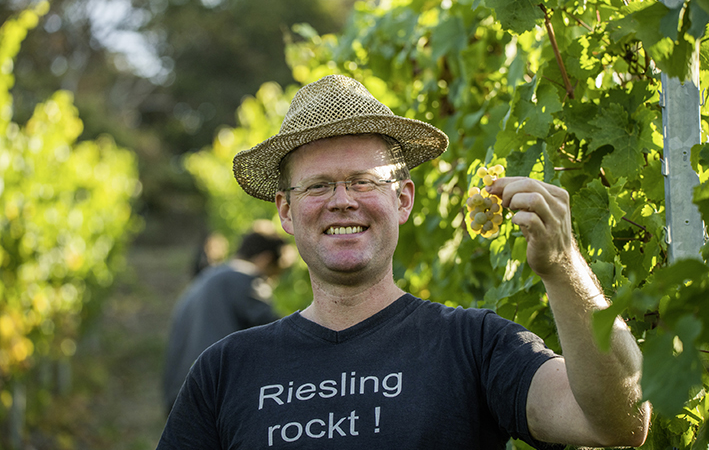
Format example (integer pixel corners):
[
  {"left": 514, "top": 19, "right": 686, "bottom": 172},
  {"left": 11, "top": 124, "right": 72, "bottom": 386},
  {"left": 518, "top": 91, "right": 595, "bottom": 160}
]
[
  {"left": 562, "top": 9, "right": 594, "bottom": 32},
  {"left": 540, "top": 5, "right": 575, "bottom": 100},
  {"left": 622, "top": 216, "right": 653, "bottom": 240}
]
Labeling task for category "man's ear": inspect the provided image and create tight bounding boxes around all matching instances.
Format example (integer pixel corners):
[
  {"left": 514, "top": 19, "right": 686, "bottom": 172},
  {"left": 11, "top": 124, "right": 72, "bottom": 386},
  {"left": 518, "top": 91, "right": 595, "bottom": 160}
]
[
  {"left": 397, "top": 179, "right": 415, "bottom": 225},
  {"left": 275, "top": 192, "right": 294, "bottom": 236}
]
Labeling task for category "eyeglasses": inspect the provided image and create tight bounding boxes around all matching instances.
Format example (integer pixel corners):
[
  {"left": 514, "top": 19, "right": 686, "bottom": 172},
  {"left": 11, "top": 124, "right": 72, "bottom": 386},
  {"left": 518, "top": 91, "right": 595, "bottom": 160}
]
[{"left": 285, "top": 177, "right": 400, "bottom": 198}]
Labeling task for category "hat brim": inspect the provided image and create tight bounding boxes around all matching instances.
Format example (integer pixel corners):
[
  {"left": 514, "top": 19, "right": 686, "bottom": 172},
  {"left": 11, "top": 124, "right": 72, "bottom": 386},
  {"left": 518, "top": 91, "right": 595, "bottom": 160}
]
[{"left": 232, "top": 114, "right": 449, "bottom": 202}]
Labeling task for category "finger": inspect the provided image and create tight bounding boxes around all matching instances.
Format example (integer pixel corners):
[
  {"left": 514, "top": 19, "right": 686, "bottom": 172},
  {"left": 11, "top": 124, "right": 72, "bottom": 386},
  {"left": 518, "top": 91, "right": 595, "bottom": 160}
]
[
  {"left": 485, "top": 178, "right": 536, "bottom": 206},
  {"left": 507, "top": 191, "right": 556, "bottom": 227},
  {"left": 487, "top": 177, "right": 568, "bottom": 207},
  {"left": 488, "top": 178, "right": 556, "bottom": 206},
  {"left": 511, "top": 210, "right": 546, "bottom": 237},
  {"left": 484, "top": 176, "right": 523, "bottom": 198},
  {"left": 543, "top": 183, "right": 568, "bottom": 203},
  {"left": 487, "top": 178, "right": 564, "bottom": 224}
]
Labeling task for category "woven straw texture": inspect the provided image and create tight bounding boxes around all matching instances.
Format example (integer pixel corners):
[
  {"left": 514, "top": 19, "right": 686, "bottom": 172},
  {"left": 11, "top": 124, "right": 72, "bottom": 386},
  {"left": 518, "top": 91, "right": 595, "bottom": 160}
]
[{"left": 232, "top": 75, "right": 449, "bottom": 202}]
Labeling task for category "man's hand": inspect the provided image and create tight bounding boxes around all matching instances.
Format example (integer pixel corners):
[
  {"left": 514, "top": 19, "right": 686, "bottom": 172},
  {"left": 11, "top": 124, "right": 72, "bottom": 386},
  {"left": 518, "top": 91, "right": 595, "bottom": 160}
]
[{"left": 486, "top": 177, "right": 574, "bottom": 279}]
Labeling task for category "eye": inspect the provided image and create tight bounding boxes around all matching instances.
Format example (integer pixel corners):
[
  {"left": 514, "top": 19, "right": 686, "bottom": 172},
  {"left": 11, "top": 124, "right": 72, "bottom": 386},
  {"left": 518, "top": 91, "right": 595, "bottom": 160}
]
[
  {"left": 349, "top": 178, "right": 376, "bottom": 192},
  {"left": 305, "top": 182, "right": 331, "bottom": 195}
]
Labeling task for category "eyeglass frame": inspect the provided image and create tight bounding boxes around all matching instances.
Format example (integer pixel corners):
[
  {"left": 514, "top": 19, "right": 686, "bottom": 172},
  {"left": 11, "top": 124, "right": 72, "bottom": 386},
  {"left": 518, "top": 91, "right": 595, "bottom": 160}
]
[{"left": 283, "top": 176, "right": 401, "bottom": 199}]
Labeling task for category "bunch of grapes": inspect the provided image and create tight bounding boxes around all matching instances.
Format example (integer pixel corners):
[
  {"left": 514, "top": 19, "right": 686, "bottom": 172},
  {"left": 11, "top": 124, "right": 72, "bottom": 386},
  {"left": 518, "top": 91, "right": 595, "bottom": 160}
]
[{"left": 465, "top": 164, "right": 505, "bottom": 239}]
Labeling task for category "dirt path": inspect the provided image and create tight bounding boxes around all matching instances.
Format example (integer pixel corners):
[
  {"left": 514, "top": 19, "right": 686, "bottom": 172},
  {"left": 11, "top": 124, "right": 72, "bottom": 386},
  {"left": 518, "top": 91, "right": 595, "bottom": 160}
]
[{"left": 88, "top": 244, "right": 194, "bottom": 449}]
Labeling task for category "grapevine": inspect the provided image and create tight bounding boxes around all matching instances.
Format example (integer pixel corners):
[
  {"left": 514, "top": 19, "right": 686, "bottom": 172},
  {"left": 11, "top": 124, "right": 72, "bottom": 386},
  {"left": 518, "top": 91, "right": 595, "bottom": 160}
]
[
  {"left": 464, "top": 165, "right": 505, "bottom": 239},
  {"left": 0, "top": 6, "right": 140, "bottom": 443}
]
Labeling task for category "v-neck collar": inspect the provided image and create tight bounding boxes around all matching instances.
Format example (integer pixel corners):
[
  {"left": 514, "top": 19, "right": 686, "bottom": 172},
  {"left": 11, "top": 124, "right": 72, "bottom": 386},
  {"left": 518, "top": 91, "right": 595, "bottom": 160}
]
[{"left": 285, "top": 294, "right": 418, "bottom": 344}]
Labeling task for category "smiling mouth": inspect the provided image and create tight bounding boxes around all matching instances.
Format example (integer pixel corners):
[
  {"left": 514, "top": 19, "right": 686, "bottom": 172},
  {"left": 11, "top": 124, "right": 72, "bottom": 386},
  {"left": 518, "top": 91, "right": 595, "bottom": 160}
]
[{"left": 326, "top": 226, "right": 366, "bottom": 235}]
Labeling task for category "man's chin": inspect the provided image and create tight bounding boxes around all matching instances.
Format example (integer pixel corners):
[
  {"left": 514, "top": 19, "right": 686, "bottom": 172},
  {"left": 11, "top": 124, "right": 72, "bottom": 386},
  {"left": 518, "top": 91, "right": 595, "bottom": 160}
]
[{"left": 318, "top": 262, "right": 375, "bottom": 285}]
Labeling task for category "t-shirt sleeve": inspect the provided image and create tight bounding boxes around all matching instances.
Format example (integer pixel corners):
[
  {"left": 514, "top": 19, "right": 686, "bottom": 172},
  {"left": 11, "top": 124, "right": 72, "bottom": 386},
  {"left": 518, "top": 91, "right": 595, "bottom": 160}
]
[
  {"left": 157, "top": 351, "right": 222, "bottom": 450},
  {"left": 477, "top": 311, "right": 566, "bottom": 450}
]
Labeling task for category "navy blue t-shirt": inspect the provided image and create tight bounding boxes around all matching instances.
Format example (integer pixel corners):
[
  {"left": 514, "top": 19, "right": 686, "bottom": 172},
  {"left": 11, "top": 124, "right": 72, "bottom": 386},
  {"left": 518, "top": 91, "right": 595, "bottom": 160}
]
[{"left": 157, "top": 294, "right": 563, "bottom": 449}]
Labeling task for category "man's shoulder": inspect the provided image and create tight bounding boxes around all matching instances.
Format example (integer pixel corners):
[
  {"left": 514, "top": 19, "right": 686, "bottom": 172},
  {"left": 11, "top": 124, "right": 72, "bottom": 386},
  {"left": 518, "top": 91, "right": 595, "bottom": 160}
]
[
  {"left": 413, "top": 297, "right": 497, "bottom": 322},
  {"left": 407, "top": 298, "right": 525, "bottom": 339}
]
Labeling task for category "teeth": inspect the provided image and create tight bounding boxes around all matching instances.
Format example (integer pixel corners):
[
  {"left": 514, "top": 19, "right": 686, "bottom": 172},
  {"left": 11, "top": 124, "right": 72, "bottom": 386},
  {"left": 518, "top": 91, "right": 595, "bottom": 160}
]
[{"left": 327, "top": 226, "right": 364, "bottom": 235}]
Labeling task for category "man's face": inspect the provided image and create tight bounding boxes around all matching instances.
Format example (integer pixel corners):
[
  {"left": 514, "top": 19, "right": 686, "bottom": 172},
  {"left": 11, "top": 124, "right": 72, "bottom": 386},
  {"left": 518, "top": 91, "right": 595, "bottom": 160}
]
[{"left": 275, "top": 135, "right": 414, "bottom": 287}]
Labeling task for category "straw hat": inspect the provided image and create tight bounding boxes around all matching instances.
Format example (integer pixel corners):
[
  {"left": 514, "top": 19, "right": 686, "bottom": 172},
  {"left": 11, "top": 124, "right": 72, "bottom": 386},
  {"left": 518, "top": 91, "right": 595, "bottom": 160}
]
[{"left": 232, "top": 74, "right": 449, "bottom": 202}]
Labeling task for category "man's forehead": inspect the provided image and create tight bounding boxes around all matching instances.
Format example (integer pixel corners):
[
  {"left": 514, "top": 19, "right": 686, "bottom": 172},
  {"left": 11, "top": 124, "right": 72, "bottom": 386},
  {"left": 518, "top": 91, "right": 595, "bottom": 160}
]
[
  {"left": 296, "top": 134, "right": 389, "bottom": 153},
  {"left": 289, "top": 135, "right": 392, "bottom": 175}
]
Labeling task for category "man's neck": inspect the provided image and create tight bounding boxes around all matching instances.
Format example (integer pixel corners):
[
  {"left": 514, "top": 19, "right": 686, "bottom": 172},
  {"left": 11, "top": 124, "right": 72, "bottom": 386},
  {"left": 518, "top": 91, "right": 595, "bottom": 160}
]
[{"left": 301, "top": 273, "right": 406, "bottom": 332}]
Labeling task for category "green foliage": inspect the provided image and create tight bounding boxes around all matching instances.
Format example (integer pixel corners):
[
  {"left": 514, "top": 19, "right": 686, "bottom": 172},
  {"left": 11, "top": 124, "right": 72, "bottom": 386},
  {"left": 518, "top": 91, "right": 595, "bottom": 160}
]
[
  {"left": 189, "top": 0, "right": 709, "bottom": 447},
  {"left": 0, "top": 2, "right": 140, "bottom": 426},
  {"left": 183, "top": 82, "right": 313, "bottom": 313}
]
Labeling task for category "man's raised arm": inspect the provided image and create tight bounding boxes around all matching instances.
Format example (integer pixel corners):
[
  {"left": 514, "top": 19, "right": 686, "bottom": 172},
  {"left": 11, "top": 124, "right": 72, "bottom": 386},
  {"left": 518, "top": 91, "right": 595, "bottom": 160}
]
[{"left": 487, "top": 177, "right": 651, "bottom": 447}]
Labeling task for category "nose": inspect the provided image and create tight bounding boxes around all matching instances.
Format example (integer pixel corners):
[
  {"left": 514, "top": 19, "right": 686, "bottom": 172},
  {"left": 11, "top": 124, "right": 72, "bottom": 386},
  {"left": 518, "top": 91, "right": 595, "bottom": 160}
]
[
  {"left": 331, "top": 180, "right": 351, "bottom": 193},
  {"left": 327, "top": 182, "right": 358, "bottom": 210}
]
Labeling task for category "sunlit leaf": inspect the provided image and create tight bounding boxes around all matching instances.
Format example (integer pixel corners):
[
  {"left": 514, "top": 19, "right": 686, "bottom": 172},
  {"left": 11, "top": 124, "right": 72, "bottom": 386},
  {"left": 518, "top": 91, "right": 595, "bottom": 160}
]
[
  {"left": 642, "top": 315, "right": 703, "bottom": 417},
  {"left": 571, "top": 179, "right": 617, "bottom": 262}
]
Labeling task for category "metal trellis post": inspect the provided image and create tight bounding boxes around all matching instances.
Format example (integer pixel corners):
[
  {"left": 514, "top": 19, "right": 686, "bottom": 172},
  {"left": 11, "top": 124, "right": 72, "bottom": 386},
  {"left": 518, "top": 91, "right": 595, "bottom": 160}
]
[{"left": 660, "top": 27, "right": 705, "bottom": 263}]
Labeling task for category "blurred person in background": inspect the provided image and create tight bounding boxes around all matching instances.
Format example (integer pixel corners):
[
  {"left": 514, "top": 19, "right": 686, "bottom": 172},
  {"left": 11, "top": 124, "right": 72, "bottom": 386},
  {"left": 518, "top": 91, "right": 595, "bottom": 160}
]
[
  {"left": 162, "top": 221, "right": 291, "bottom": 415},
  {"left": 190, "top": 231, "right": 230, "bottom": 278}
]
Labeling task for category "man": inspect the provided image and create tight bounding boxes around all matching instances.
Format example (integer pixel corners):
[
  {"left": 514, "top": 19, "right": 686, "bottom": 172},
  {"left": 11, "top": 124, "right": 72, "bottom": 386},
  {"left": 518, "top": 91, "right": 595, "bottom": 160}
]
[
  {"left": 162, "top": 224, "right": 288, "bottom": 415},
  {"left": 157, "top": 75, "right": 649, "bottom": 448}
]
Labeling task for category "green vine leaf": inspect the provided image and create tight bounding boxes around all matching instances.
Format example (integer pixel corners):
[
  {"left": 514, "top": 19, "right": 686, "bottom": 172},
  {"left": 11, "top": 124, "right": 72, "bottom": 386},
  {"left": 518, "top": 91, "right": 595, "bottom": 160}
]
[
  {"left": 430, "top": 14, "right": 467, "bottom": 60},
  {"left": 688, "top": 1, "right": 709, "bottom": 39},
  {"left": 482, "top": 0, "right": 543, "bottom": 34},
  {"left": 506, "top": 140, "right": 544, "bottom": 177},
  {"left": 517, "top": 83, "right": 563, "bottom": 138},
  {"left": 592, "top": 280, "right": 632, "bottom": 352},
  {"left": 641, "top": 314, "right": 703, "bottom": 417},
  {"left": 693, "top": 179, "right": 709, "bottom": 224},
  {"left": 641, "top": 158, "right": 666, "bottom": 202},
  {"left": 659, "top": 4, "right": 682, "bottom": 42},
  {"left": 585, "top": 103, "right": 645, "bottom": 181},
  {"left": 561, "top": 100, "right": 598, "bottom": 144},
  {"left": 572, "top": 179, "right": 618, "bottom": 262},
  {"left": 691, "top": 143, "right": 709, "bottom": 174}
]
